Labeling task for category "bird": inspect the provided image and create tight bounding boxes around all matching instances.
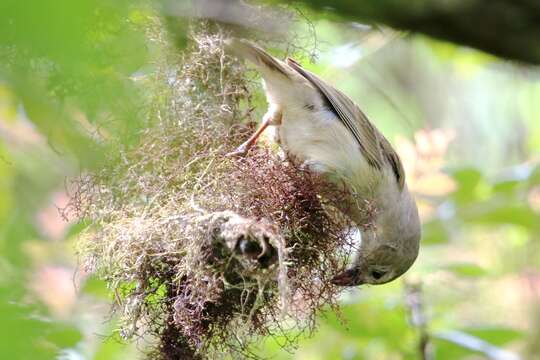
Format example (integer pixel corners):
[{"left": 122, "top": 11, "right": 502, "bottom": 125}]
[{"left": 225, "top": 38, "right": 421, "bottom": 286}]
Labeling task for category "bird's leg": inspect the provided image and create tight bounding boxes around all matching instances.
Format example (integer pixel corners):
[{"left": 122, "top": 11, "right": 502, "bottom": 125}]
[{"left": 227, "top": 105, "right": 282, "bottom": 157}]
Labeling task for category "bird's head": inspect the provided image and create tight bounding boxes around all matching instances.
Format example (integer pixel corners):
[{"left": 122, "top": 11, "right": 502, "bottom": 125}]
[
  {"left": 331, "top": 184, "right": 422, "bottom": 286},
  {"left": 331, "top": 218, "right": 421, "bottom": 286}
]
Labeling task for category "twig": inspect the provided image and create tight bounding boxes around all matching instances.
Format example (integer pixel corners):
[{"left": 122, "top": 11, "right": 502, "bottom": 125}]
[
  {"left": 404, "top": 281, "right": 433, "bottom": 360},
  {"left": 434, "top": 330, "right": 521, "bottom": 360}
]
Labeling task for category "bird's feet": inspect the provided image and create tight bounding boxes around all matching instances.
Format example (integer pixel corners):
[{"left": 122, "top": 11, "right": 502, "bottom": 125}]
[
  {"left": 226, "top": 105, "right": 282, "bottom": 158},
  {"left": 226, "top": 143, "right": 250, "bottom": 157}
]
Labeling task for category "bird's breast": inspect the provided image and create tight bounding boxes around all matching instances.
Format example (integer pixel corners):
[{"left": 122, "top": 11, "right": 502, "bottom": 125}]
[{"left": 276, "top": 105, "right": 382, "bottom": 191}]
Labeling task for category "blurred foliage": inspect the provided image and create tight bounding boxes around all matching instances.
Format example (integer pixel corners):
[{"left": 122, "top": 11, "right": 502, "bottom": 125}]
[
  {"left": 0, "top": 1, "right": 539, "bottom": 359},
  {"left": 266, "top": 0, "right": 540, "bottom": 65},
  {"left": 0, "top": 0, "right": 168, "bottom": 358},
  {"left": 0, "top": 0, "right": 164, "bottom": 167}
]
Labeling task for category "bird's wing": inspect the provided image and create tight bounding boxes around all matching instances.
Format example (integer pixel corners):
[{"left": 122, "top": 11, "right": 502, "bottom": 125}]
[{"left": 286, "top": 58, "right": 405, "bottom": 189}]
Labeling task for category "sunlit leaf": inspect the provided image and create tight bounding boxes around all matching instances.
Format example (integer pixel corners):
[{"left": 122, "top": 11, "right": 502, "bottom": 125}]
[
  {"left": 492, "top": 180, "right": 522, "bottom": 195},
  {"left": 421, "top": 220, "right": 450, "bottom": 245},
  {"left": 0, "top": 291, "right": 64, "bottom": 360},
  {"left": 529, "top": 164, "right": 540, "bottom": 186},
  {"left": 443, "top": 263, "right": 487, "bottom": 278},
  {"left": 323, "top": 297, "right": 415, "bottom": 351},
  {"left": 94, "top": 334, "right": 132, "bottom": 360},
  {"left": 464, "top": 326, "right": 523, "bottom": 346},
  {"left": 44, "top": 324, "right": 82, "bottom": 349},
  {"left": 451, "top": 168, "right": 488, "bottom": 205},
  {"left": 81, "top": 275, "right": 110, "bottom": 299},
  {"left": 466, "top": 203, "right": 538, "bottom": 229},
  {"left": 65, "top": 220, "right": 90, "bottom": 239},
  {"left": 434, "top": 330, "right": 521, "bottom": 360},
  {"left": 433, "top": 336, "right": 477, "bottom": 359},
  {"left": 0, "top": 145, "right": 14, "bottom": 222}
]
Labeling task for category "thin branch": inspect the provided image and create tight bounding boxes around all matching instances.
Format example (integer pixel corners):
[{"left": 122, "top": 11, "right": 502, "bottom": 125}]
[{"left": 404, "top": 282, "right": 433, "bottom": 360}]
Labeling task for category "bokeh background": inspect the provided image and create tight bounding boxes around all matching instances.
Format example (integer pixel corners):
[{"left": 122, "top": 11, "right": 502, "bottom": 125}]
[{"left": 1, "top": 1, "right": 539, "bottom": 359}]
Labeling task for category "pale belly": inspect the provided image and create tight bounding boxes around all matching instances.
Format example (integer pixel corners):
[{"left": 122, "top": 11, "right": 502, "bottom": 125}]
[{"left": 274, "top": 106, "right": 382, "bottom": 194}]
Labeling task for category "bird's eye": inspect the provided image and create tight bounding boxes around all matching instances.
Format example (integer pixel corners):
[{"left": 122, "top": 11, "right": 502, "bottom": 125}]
[{"left": 370, "top": 270, "right": 386, "bottom": 280}]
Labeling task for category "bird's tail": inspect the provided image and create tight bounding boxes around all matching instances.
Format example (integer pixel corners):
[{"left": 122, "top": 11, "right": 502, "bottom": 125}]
[{"left": 224, "top": 38, "right": 292, "bottom": 78}]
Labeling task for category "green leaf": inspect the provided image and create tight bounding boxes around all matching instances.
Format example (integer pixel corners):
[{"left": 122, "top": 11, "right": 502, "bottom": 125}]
[
  {"left": 451, "top": 168, "right": 485, "bottom": 205},
  {"left": 467, "top": 204, "right": 538, "bottom": 229},
  {"left": 443, "top": 263, "right": 487, "bottom": 278},
  {"left": 492, "top": 179, "right": 522, "bottom": 195},
  {"left": 322, "top": 294, "right": 415, "bottom": 352},
  {"left": 0, "top": 291, "right": 62, "bottom": 359},
  {"left": 464, "top": 326, "right": 523, "bottom": 346},
  {"left": 528, "top": 164, "right": 540, "bottom": 186},
  {"left": 81, "top": 275, "right": 110, "bottom": 299},
  {"left": 434, "top": 330, "right": 521, "bottom": 360},
  {"left": 65, "top": 220, "right": 91, "bottom": 239},
  {"left": 421, "top": 220, "right": 450, "bottom": 245},
  {"left": 44, "top": 324, "right": 82, "bottom": 349},
  {"left": 94, "top": 334, "right": 132, "bottom": 360},
  {"left": 433, "top": 336, "right": 476, "bottom": 359}
]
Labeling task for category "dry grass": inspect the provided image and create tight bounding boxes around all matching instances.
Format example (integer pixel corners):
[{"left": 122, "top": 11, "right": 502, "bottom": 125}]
[{"left": 65, "top": 21, "right": 365, "bottom": 359}]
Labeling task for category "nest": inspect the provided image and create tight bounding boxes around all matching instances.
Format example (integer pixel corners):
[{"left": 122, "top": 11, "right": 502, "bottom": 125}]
[{"left": 66, "top": 23, "right": 366, "bottom": 359}]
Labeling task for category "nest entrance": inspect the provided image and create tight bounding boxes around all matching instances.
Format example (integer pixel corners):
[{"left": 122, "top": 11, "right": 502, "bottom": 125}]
[{"left": 67, "top": 26, "right": 365, "bottom": 359}]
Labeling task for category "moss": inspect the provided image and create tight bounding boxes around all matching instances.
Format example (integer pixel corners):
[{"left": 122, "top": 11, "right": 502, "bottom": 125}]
[{"left": 64, "top": 21, "right": 365, "bottom": 359}]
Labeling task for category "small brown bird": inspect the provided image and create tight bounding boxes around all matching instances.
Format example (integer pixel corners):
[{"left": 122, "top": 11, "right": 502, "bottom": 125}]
[{"left": 226, "top": 39, "right": 421, "bottom": 286}]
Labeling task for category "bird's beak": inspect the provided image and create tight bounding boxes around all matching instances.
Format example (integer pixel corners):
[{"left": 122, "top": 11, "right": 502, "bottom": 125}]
[{"left": 331, "top": 268, "right": 363, "bottom": 286}]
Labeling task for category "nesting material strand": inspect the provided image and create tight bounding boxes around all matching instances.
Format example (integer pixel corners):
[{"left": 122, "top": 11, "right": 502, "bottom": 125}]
[{"left": 67, "top": 26, "right": 365, "bottom": 359}]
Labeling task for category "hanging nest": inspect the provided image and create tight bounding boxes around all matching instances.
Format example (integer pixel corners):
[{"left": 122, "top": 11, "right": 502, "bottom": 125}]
[{"left": 66, "top": 22, "right": 371, "bottom": 359}]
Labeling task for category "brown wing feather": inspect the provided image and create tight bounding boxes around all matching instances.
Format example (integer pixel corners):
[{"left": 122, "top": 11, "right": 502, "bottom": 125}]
[
  {"left": 380, "top": 137, "right": 406, "bottom": 189},
  {"left": 286, "top": 58, "right": 405, "bottom": 189}
]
